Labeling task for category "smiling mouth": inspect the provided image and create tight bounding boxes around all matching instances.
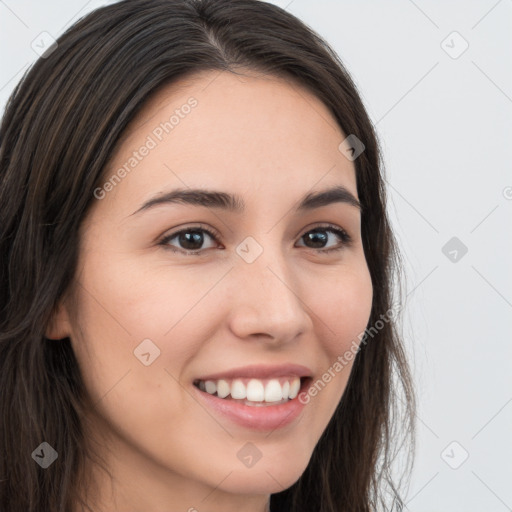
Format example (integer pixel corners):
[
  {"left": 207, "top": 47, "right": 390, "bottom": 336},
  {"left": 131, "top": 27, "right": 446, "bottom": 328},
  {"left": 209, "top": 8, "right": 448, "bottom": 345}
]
[{"left": 193, "top": 376, "right": 310, "bottom": 406}]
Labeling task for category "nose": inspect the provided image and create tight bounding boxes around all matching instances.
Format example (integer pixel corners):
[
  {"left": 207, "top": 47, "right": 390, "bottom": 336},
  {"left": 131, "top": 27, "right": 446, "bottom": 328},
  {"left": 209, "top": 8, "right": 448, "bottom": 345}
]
[{"left": 225, "top": 243, "right": 312, "bottom": 345}]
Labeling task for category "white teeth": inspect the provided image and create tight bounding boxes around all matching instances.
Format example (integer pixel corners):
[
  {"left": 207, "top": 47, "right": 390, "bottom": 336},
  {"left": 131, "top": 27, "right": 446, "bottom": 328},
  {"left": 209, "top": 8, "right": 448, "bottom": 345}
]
[
  {"left": 246, "top": 379, "right": 265, "bottom": 401},
  {"left": 204, "top": 380, "right": 217, "bottom": 394},
  {"left": 197, "top": 376, "right": 305, "bottom": 403},
  {"left": 216, "top": 379, "right": 230, "bottom": 398},
  {"left": 265, "top": 379, "right": 283, "bottom": 402},
  {"left": 281, "top": 380, "right": 290, "bottom": 400},
  {"left": 231, "top": 379, "right": 246, "bottom": 399},
  {"left": 289, "top": 377, "right": 300, "bottom": 399}
]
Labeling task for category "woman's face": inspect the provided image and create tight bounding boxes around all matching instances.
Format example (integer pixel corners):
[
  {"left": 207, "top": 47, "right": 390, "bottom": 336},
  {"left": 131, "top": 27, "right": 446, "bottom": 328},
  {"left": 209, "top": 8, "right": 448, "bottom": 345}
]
[{"left": 49, "top": 70, "right": 373, "bottom": 510}]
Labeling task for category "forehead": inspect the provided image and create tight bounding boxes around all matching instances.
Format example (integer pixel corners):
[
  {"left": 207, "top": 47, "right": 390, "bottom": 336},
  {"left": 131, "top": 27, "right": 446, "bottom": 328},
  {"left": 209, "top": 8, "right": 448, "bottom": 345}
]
[{"left": 99, "top": 70, "right": 357, "bottom": 216}]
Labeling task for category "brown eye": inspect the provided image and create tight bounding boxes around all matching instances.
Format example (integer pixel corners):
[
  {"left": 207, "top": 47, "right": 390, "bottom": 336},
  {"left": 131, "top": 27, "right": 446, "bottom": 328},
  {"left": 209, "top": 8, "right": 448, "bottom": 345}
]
[
  {"left": 296, "top": 225, "right": 352, "bottom": 253},
  {"left": 160, "top": 225, "right": 220, "bottom": 255}
]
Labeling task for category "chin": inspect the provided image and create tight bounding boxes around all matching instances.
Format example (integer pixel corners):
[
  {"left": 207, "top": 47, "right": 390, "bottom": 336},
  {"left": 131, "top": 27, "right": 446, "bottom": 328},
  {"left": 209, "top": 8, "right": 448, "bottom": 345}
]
[{"left": 219, "top": 456, "right": 310, "bottom": 495}]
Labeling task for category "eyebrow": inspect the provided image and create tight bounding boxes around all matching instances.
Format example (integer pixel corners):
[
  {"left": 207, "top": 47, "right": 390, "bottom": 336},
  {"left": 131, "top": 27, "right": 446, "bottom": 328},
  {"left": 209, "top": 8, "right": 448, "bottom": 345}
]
[{"left": 130, "top": 184, "right": 362, "bottom": 216}]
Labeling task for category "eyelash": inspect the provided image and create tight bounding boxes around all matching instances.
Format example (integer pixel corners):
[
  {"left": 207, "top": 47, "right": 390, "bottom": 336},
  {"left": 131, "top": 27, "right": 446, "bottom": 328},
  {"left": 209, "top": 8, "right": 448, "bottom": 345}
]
[{"left": 158, "top": 223, "right": 352, "bottom": 256}]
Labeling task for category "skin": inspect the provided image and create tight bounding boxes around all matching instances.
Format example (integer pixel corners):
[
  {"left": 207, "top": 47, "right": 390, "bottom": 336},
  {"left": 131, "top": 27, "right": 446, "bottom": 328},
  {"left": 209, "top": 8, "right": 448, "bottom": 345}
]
[{"left": 47, "top": 70, "right": 373, "bottom": 512}]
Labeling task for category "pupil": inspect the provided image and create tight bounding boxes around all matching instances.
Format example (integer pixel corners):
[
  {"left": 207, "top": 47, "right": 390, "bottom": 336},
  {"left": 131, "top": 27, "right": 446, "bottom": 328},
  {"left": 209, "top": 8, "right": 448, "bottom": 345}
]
[
  {"left": 179, "top": 231, "right": 203, "bottom": 250},
  {"left": 306, "top": 230, "right": 327, "bottom": 248}
]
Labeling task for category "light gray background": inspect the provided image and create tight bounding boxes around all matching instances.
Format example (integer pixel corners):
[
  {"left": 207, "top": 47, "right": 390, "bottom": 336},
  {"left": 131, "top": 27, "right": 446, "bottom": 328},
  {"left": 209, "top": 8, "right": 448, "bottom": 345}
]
[{"left": 1, "top": 1, "right": 511, "bottom": 511}]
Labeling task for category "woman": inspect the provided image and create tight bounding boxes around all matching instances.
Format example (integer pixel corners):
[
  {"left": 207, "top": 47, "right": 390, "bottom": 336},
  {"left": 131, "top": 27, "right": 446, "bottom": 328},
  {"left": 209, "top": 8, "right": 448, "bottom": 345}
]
[{"left": 0, "top": 0, "right": 416, "bottom": 510}]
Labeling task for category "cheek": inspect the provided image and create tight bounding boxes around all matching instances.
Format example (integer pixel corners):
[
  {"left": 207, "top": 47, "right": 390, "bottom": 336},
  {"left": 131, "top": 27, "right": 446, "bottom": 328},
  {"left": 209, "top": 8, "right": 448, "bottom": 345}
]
[
  {"left": 69, "top": 255, "right": 207, "bottom": 447},
  {"left": 307, "top": 262, "right": 373, "bottom": 359},
  {"left": 70, "top": 252, "right": 233, "bottom": 398},
  {"left": 293, "top": 262, "right": 373, "bottom": 419},
  {"left": 76, "top": 248, "right": 225, "bottom": 339}
]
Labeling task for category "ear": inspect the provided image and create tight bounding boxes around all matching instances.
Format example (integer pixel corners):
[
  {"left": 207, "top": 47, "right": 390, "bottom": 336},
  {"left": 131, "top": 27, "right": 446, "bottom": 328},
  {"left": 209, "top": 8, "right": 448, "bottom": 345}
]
[{"left": 45, "top": 300, "right": 72, "bottom": 340}]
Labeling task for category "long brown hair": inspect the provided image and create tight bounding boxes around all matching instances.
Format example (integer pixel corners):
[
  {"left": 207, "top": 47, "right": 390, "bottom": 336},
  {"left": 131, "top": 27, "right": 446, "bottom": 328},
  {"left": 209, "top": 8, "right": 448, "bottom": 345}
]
[{"left": 0, "top": 1, "right": 415, "bottom": 510}]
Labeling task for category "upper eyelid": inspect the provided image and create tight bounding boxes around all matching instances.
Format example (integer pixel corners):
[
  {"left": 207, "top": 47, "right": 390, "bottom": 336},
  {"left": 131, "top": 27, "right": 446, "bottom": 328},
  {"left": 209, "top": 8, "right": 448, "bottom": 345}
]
[{"left": 160, "top": 224, "right": 220, "bottom": 242}]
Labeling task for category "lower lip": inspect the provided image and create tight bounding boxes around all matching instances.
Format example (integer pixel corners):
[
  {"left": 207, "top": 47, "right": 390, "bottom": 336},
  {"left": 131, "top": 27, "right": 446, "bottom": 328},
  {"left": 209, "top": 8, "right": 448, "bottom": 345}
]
[{"left": 192, "top": 378, "right": 312, "bottom": 431}]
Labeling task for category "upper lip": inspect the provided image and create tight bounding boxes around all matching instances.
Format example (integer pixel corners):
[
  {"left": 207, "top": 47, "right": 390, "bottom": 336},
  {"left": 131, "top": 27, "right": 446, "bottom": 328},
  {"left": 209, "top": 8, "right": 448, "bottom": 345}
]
[{"left": 195, "top": 364, "right": 313, "bottom": 381}]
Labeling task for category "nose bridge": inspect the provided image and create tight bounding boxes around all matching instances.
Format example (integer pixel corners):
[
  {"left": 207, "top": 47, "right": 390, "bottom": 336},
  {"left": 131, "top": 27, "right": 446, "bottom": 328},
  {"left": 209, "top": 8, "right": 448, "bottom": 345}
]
[{"left": 227, "top": 235, "right": 310, "bottom": 341}]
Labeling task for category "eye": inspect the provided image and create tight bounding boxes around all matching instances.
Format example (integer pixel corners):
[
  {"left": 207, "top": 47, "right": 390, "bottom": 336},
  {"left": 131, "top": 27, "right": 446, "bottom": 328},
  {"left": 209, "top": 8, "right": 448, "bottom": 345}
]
[
  {"left": 159, "top": 223, "right": 352, "bottom": 256},
  {"left": 159, "top": 224, "right": 220, "bottom": 255},
  {"left": 296, "top": 224, "right": 352, "bottom": 253}
]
